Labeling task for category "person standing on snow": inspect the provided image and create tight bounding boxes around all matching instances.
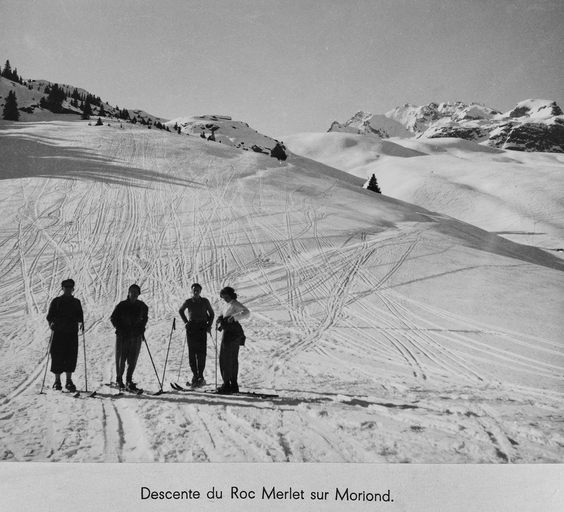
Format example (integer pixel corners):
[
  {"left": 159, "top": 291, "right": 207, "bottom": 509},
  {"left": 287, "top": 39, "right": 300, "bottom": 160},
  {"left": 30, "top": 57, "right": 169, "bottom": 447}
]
[
  {"left": 215, "top": 286, "right": 249, "bottom": 394},
  {"left": 110, "top": 284, "right": 148, "bottom": 391},
  {"left": 46, "top": 279, "right": 84, "bottom": 392},
  {"left": 178, "top": 283, "right": 214, "bottom": 387}
]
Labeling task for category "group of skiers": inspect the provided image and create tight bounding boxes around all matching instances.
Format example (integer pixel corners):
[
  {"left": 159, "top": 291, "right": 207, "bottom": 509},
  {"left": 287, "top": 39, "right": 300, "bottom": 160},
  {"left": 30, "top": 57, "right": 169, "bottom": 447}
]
[{"left": 45, "top": 279, "right": 250, "bottom": 395}]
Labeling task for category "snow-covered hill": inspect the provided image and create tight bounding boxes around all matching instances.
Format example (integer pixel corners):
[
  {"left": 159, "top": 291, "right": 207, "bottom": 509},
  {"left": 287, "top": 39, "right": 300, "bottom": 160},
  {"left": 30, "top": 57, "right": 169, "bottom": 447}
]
[
  {"left": 285, "top": 132, "right": 564, "bottom": 254},
  {"left": 0, "top": 120, "right": 562, "bottom": 463},
  {"left": 166, "top": 114, "right": 287, "bottom": 158},
  {"left": 0, "top": 75, "right": 164, "bottom": 125},
  {"left": 330, "top": 100, "right": 564, "bottom": 152}
]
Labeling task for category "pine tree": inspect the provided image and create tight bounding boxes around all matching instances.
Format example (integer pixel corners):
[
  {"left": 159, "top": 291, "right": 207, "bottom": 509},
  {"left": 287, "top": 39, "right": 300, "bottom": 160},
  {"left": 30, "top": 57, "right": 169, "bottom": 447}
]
[
  {"left": 95, "top": 117, "right": 103, "bottom": 126},
  {"left": 2, "top": 90, "right": 20, "bottom": 121},
  {"left": 2, "top": 60, "right": 12, "bottom": 79},
  {"left": 99, "top": 104, "right": 106, "bottom": 117},
  {"left": 82, "top": 100, "right": 92, "bottom": 120},
  {"left": 366, "top": 174, "right": 381, "bottom": 193},
  {"left": 43, "top": 84, "right": 66, "bottom": 113}
]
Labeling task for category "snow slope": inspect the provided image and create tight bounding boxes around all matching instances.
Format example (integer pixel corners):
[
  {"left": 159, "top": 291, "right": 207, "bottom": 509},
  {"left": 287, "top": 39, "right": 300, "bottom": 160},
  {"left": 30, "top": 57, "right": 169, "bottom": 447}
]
[
  {"left": 166, "top": 114, "right": 286, "bottom": 156},
  {"left": 285, "top": 132, "right": 564, "bottom": 253},
  {"left": 0, "top": 121, "right": 563, "bottom": 463}
]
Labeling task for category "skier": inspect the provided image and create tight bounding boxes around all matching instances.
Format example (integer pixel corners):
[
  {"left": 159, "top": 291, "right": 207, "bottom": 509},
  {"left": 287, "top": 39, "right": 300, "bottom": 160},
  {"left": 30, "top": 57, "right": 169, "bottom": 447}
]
[
  {"left": 178, "top": 283, "right": 215, "bottom": 387},
  {"left": 46, "top": 279, "right": 84, "bottom": 392},
  {"left": 110, "top": 284, "right": 148, "bottom": 391},
  {"left": 215, "top": 286, "right": 249, "bottom": 394}
]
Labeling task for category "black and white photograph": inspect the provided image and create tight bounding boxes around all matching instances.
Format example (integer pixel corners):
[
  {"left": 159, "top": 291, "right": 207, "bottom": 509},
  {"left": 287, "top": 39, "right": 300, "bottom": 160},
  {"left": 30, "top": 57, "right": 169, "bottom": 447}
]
[{"left": 0, "top": 0, "right": 563, "bottom": 510}]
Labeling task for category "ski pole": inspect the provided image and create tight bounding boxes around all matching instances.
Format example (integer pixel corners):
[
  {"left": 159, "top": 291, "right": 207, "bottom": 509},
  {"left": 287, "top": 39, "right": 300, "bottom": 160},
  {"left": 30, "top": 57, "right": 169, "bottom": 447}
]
[
  {"left": 214, "top": 328, "right": 218, "bottom": 390},
  {"left": 82, "top": 326, "right": 88, "bottom": 393},
  {"left": 160, "top": 318, "right": 176, "bottom": 392},
  {"left": 143, "top": 335, "right": 163, "bottom": 393},
  {"left": 176, "top": 329, "right": 186, "bottom": 383},
  {"left": 39, "top": 331, "right": 54, "bottom": 394}
]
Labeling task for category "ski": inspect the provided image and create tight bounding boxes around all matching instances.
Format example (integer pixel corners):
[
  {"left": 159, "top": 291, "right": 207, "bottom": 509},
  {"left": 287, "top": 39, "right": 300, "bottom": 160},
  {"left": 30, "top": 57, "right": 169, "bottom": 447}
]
[
  {"left": 171, "top": 382, "right": 279, "bottom": 399},
  {"left": 62, "top": 390, "right": 81, "bottom": 398},
  {"left": 105, "top": 382, "right": 144, "bottom": 395}
]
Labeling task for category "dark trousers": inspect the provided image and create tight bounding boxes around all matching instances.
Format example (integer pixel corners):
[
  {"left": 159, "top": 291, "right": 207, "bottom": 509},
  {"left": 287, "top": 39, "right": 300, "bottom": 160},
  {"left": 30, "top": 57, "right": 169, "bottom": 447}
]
[
  {"left": 115, "top": 334, "right": 142, "bottom": 382},
  {"left": 187, "top": 328, "right": 207, "bottom": 379},
  {"left": 219, "top": 336, "right": 240, "bottom": 387},
  {"left": 50, "top": 331, "right": 78, "bottom": 373}
]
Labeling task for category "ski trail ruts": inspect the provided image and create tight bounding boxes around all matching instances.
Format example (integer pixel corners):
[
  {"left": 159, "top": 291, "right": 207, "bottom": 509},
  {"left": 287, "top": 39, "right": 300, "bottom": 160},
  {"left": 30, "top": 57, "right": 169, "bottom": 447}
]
[
  {"left": 242, "top": 192, "right": 325, "bottom": 334},
  {"left": 16, "top": 217, "right": 35, "bottom": 315},
  {"left": 185, "top": 405, "right": 275, "bottom": 462},
  {"left": 281, "top": 233, "right": 426, "bottom": 378},
  {"left": 288, "top": 408, "right": 363, "bottom": 462},
  {"left": 191, "top": 166, "right": 238, "bottom": 266},
  {"left": 100, "top": 400, "right": 124, "bottom": 462},
  {"left": 112, "top": 400, "right": 155, "bottom": 462},
  {"left": 399, "top": 293, "right": 563, "bottom": 355},
  {"left": 378, "top": 293, "right": 485, "bottom": 383},
  {"left": 461, "top": 403, "right": 518, "bottom": 463},
  {"left": 384, "top": 292, "right": 561, "bottom": 380},
  {"left": 384, "top": 292, "right": 563, "bottom": 382},
  {"left": 271, "top": 234, "right": 381, "bottom": 364},
  {"left": 177, "top": 404, "right": 218, "bottom": 461},
  {"left": 221, "top": 408, "right": 288, "bottom": 461},
  {"left": 0, "top": 347, "right": 52, "bottom": 406}
]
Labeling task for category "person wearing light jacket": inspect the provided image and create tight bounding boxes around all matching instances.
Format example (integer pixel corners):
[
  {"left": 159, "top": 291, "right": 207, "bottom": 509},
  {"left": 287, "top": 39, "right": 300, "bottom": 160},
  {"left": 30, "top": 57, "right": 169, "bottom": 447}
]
[{"left": 215, "top": 286, "right": 249, "bottom": 394}]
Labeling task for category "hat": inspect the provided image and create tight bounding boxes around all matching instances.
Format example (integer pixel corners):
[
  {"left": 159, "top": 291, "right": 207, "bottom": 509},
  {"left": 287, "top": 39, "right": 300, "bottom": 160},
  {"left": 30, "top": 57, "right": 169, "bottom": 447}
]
[{"left": 61, "top": 279, "right": 75, "bottom": 288}]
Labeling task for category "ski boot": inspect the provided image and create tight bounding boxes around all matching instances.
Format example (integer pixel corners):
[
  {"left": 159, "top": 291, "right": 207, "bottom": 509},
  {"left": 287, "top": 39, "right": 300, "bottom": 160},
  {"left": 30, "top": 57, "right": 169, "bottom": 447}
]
[
  {"left": 53, "top": 380, "right": 62, "bottom": 391},
  {"left": 65, "top": 380, "right": 76, "bottom": 392},
  {"left": 126, "top": 381, "right": 140, "bottom": 393},
  {"left": 215, "top": 384, "right": 232, "bottom": 395}
]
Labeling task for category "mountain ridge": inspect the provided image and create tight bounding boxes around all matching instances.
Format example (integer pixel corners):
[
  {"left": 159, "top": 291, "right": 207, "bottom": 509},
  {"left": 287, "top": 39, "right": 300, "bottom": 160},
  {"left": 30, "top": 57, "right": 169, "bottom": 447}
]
[{"left": 330, "top": 99, "right": 564, "bottom": 153}]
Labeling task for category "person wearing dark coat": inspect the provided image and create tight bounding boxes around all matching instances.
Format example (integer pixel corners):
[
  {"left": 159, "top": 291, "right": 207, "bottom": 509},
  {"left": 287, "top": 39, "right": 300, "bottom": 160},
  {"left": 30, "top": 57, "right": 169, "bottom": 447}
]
[
  {"left": 110, "top": 284, "right": 148, "bottom": 391},
  {"left": 179, "top": 283, "right": 215, "bottom": 387},
  {"left": 46, "top": 279, "right": 84, "bottom": 392},
  {"left": 215, "top": 286, "right": 249, "bottom": 394}
]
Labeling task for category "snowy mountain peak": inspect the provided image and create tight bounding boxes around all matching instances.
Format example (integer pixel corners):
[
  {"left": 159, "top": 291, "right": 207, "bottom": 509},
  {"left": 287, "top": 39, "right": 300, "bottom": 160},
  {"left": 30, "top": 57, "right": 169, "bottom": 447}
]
[
  {"left": 505, "top": 99, "right": 563, "bottom": 120},
  {"left": 328, "top": 110, "right": 412, "bottom": 138},
  {"left": 333, "top": 99, "right": 564, "bottom": 152}
]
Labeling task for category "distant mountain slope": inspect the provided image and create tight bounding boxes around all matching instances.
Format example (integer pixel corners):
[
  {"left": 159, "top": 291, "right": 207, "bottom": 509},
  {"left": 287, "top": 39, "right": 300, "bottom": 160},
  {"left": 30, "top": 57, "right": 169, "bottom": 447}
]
[
  {"left": 285, "top": 132, "right": 564, "bottom": 254},
  {"left": 0, "top": 75, "right": 163, "bottom": 125},
  {"left": 330, "top": 100, "right": 564, "bottom": 152}
]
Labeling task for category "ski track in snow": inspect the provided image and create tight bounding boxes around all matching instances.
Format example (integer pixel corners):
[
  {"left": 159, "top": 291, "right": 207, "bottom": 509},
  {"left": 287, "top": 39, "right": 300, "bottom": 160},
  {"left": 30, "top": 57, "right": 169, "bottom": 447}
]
[{"left": 0, "top": 122, "right": 562, "bottom": 463}]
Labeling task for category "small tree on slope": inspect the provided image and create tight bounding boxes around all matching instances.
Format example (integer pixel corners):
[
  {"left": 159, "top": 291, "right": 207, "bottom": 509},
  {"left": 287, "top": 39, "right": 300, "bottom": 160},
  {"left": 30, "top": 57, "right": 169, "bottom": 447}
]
[
  {"left": 2, "top": 90, "right": 20, "bottom": 121},
  {"left": 365, "top": 174, "right": 381, "bottom": 193}
]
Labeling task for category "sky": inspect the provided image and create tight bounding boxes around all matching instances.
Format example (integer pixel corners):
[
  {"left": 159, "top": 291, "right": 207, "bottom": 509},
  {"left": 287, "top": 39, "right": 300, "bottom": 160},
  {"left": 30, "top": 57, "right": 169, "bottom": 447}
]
[{"left": 1, "top": 0, "right": 563, "bottom": 138}]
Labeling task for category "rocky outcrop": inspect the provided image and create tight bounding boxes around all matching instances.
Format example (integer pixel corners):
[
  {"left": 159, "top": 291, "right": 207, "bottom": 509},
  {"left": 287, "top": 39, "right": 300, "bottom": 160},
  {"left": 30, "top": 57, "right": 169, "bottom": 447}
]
[{"left": 489, "top": 120, "right": 564, "bottom": 152}]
